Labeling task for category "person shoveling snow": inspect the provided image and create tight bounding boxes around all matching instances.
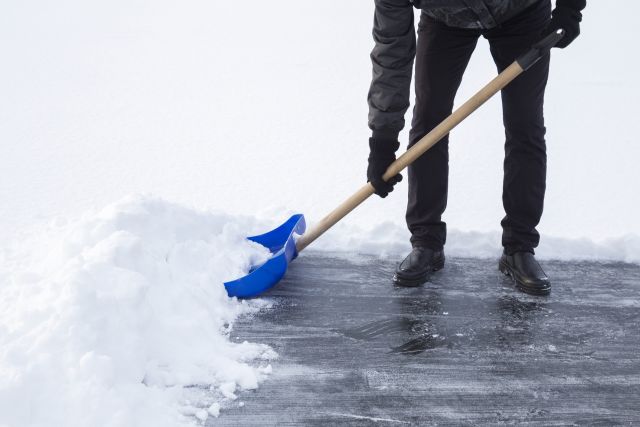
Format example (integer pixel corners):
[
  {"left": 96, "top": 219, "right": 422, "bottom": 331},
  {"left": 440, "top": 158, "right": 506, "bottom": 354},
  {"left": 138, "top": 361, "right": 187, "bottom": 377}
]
[
  {"left": 366, "top": 0, "right": 586, "bottom": 295},
  {"left": 225, "top": 0, "right": 586, "bottom": 299}
]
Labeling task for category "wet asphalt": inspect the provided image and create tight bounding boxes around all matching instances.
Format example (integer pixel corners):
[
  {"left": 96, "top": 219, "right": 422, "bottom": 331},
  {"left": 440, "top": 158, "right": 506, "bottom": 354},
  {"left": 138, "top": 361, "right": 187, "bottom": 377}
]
[{"left": 213, "top": 251, "right": 640, "bottom": 426}]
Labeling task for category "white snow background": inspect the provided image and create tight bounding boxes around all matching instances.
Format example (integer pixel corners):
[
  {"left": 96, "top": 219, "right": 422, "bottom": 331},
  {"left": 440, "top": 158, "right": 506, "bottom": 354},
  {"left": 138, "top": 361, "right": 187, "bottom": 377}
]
[{"left": 0, "top": 0, "right": 639, "bottom": 426}]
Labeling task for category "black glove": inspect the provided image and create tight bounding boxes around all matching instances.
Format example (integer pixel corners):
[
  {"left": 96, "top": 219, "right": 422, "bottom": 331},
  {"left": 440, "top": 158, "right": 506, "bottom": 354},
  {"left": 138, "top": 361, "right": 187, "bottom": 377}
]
[
  {"left": 546, "top": 0, "right": 586, "bottom": 48},
  {"left": 367, "top": 131, "right": 403, "bottom": 198}
]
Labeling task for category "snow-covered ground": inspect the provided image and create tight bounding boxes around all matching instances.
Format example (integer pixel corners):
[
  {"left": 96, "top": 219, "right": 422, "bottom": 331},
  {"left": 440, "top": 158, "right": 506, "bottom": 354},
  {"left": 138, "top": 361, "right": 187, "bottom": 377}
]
[{"left": 1, "top": 0, "right": 639, "bottom": 426}]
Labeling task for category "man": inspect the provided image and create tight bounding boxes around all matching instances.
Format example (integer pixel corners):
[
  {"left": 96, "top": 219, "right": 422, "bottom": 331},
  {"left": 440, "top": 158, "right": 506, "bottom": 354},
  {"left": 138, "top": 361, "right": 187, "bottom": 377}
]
[{"left": 366, "top": 0, "right": 586, "bottom": 295}]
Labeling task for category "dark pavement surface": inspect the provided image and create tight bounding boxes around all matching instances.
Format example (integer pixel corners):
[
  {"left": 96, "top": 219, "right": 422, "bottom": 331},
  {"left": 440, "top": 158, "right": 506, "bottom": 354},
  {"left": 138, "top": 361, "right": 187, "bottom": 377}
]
[{"left": 214, "top": 252, "right": 640, "bottom": 426}]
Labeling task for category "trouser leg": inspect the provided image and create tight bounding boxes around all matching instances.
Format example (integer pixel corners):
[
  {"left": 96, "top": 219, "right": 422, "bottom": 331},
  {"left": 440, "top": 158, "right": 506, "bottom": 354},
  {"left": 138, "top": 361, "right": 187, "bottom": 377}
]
[
  {"left": 485, "top": 0, "right": 552, "bottom": 254},
  {"left": 407, "top": 14, "right": 479, "bottom": 250}
]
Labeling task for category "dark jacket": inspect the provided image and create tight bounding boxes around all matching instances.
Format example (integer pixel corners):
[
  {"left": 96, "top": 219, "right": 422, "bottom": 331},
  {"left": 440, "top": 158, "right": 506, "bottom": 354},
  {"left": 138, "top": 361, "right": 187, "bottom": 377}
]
[{"left": 367, "top": 0, "right": 541, "bottom": 136}]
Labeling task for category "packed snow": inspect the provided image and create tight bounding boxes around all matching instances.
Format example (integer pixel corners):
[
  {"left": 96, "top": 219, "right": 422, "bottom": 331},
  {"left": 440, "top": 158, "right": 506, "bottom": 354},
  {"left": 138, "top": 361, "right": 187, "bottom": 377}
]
[{"left": 0, "top": 196, "right": 277, "bottom": 427}]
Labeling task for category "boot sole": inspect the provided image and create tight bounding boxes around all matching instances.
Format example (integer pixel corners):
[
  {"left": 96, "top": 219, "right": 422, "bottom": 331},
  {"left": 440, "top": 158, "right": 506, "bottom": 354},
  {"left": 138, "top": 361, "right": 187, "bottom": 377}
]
[
  {"left": 393, "top": 258, "right": 445, "bottom": 288},
  {"left": 499, "top": 260, "right": 551, "bottom": 296}
]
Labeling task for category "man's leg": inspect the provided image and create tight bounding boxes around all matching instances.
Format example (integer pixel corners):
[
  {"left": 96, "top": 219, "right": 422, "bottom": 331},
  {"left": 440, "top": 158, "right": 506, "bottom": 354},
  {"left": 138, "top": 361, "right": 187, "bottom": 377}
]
[
  {"left": 485, "top": 0, "right": 552, "bottom": 254},
  {"left": 407, "top": 13, "right": 479, "bottom": 250},
  {"left": 485, "top": 0, "right": 553, "bottom": 295},
  {"left": 394, "top": 14, "right": 479, "bottom": 287}
]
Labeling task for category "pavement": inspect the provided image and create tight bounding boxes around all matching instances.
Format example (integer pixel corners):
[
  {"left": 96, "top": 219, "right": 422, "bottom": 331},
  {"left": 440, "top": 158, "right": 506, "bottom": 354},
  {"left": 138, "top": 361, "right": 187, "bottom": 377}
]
[{"left": 213, "top": 251, "right": 640, "bottom": 426}]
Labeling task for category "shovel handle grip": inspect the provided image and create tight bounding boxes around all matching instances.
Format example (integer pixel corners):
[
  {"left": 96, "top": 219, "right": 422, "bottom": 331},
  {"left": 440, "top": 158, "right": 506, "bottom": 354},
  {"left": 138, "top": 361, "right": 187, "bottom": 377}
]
[
  {"left": 517, "top": 29, "right": 565, "bottom": 71},
  {"left": 295, "top": 31, "right": 561, "bottom": 253}
]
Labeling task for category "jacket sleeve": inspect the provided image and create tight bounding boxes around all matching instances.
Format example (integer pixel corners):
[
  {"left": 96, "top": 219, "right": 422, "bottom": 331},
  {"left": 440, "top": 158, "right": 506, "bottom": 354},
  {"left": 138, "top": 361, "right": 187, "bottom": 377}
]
[{"left": 367, "top": 0, "right": 416, "bottom": 140}]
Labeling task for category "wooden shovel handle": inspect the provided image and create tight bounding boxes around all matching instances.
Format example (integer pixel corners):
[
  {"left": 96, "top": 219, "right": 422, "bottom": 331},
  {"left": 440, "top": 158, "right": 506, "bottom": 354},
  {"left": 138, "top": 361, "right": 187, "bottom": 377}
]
[{"left": 295, "top": 29, "right": 564, "bottom": 253}]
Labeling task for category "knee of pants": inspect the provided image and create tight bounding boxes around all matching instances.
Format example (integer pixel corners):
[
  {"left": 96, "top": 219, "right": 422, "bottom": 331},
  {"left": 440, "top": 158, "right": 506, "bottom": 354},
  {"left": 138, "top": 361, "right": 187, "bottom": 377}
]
[
  {"left": 408, "top": 139, "right": 450, "bottom": 172},
  {"left": 410, "top": 111, "right": 454, "bottom": 142},
  {"left": 501, "top": 100, "right": 546, "bottom": 139},
  {"left": 504, "top": 125, "right": 546, "bottom": 154},
  {"left": 409, "top": 137, "right": 449, "bottom": 159},
  {"left": 409, "top": 122, "right": 451, "bottom": 147}
]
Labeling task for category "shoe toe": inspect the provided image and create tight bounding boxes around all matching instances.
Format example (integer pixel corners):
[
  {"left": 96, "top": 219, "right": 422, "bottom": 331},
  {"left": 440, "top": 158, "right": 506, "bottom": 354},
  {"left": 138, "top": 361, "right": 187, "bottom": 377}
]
[
  {"left": 397, "top": 251, "right": 428, "bottom": 277},
  {"left": 502, "top": 252, "right": 551, "bottom": 295}
]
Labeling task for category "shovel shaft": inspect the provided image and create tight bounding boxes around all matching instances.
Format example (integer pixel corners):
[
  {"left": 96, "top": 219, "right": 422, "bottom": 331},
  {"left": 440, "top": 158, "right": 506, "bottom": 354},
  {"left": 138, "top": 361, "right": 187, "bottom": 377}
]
[{"left": 295, "top": 61, "right": 526, "bottom": 253}]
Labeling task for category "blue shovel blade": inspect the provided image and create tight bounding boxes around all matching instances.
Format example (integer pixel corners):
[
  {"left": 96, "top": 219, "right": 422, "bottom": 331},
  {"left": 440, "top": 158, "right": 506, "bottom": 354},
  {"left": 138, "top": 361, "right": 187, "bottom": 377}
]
[{"left": 224, "top": 214, "right": 306, "bottom": 298}]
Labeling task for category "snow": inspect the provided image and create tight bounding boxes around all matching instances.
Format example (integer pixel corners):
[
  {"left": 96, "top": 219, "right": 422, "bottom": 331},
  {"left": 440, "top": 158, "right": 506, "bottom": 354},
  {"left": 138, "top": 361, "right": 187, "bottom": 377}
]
[
  {"left": 0, "top": 1, "right": 638, "bottom": 248},
  {"left": 312, "top": 221, "right": 640, "bottom": 264},
  {"left": 0, "top": 195, "right": 276, "bottom": 427},
  {"left": 0, "top": 0, "right": 639, "bottom": 426},
  {"left": 207, "top": 402, "right": 221, "bottom": 418}
]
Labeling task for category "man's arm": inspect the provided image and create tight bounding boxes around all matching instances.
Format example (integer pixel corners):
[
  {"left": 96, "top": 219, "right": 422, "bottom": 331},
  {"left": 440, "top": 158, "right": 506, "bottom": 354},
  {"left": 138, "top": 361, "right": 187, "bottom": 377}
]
[{"left": 367, "top": 0, "right": 416, "bottom": 142}]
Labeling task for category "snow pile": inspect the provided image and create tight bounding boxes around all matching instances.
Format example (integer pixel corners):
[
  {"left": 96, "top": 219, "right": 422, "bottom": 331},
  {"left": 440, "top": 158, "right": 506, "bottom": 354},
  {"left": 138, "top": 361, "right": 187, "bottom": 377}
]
[
  {"left": 0, "top": 195, "right": 277, "bottom": 427},
  {"left": 313, "top": 220, "right": 640, "bottom": 264}
]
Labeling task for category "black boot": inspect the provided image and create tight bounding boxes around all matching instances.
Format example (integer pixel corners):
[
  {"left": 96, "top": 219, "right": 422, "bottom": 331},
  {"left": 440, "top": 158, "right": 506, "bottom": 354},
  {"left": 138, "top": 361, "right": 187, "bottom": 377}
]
[
  {"left": 393, "top": 247, "right": 445, "bottom": 287},
  {"left": 499, "top": 251, "right": 551, "bottom": 296}
]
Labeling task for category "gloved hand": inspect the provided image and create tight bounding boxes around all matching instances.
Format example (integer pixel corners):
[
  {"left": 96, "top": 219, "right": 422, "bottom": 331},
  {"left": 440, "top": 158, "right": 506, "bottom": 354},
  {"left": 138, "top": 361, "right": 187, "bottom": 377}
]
[
  {"left": 367, "top": 131, "right": 403, "bottom": 198},
  {"left": 546, "top": 0, "right": 586, "bottom": 48}
]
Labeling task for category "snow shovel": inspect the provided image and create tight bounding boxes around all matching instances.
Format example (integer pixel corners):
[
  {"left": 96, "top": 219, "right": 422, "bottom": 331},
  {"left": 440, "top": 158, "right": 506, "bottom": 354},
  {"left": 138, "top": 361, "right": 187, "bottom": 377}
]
[{"left": 224, "top": 30, "right": 565, "bottom": 298}]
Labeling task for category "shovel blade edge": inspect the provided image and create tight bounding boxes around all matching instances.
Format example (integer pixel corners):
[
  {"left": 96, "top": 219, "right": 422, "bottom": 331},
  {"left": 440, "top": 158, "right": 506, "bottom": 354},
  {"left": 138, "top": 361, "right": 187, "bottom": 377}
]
[{"left": 224, "top": 214, "right": 306, "bottom": 298}]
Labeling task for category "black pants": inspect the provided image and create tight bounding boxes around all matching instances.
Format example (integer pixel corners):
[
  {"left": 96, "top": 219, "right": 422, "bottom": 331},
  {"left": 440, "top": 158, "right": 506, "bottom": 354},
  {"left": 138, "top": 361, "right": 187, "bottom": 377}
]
[{"left": 407, "top": 0, "right": 551, "bottom": 254}]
